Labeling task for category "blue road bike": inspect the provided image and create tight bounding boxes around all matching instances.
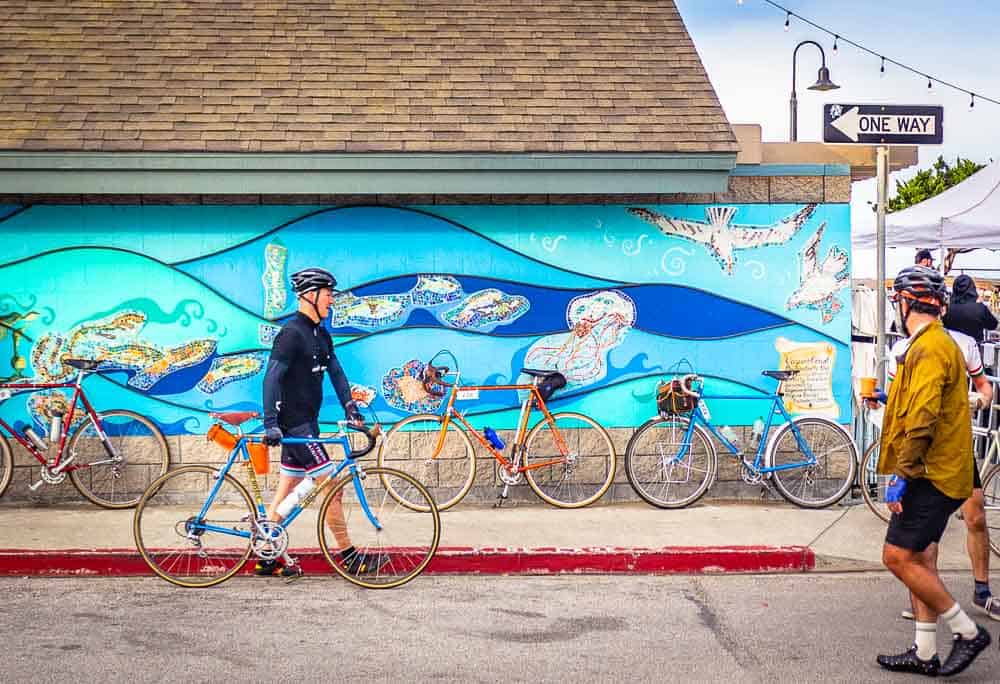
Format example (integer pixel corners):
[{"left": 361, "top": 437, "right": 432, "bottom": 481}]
[
  {"left": 133, "top": 411, "right": 440, "bottom": 589},
  {"left": 624, "top": 370, "right": 858, "bottom": 509}
]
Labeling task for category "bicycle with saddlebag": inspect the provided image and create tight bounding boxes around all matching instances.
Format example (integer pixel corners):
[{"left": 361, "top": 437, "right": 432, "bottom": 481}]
[{"left": 624, "top": 362, "right": 857, "bottom": 508}]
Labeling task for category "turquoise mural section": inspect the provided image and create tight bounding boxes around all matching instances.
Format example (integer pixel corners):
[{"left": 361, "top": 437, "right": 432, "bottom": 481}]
[{"left": 0, "top": 202, "right": 852, "bottom": 435}]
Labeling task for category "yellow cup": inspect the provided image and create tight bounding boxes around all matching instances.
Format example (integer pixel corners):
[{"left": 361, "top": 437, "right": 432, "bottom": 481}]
[{"left": 859, "top": 376, "right": 877, "bottom": 398}]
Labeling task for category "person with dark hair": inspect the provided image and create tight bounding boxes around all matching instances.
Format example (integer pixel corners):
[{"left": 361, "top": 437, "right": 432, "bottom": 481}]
[
  {"left": 915, "top": 249, "right": 935, "bottom": 268},
  {"left": 875, "top": 265, "right": 990, "bottom": 677},
  {"left": 943, "top": 275, "right": 998, "bottom": 343}
]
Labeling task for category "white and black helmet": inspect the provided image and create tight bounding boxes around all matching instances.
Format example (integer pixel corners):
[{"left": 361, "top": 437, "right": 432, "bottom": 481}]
[{"left": 290, "top": 267, "right": 337, "bottom": 296}]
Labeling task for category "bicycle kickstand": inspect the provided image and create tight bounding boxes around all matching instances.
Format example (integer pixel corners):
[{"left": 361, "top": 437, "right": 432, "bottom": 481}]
[{"left": 494, "top": 484, "right": 511, "bottom": 508}]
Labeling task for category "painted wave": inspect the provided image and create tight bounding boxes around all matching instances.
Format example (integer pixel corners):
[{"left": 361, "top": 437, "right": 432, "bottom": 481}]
[
  {"left": 0, "top": 247, "right": 270, "bottom": 355},
  {"left": 344, "top": 274, "right": 800, "bottom": 340},
  {"left": 0, "top": 204, "right": 323, "bottom": 266},
  {"left": 176, "top": 206, "right": 621, "bottom": 318},
  {"left": 49, "top": 321, "right": 849, "bottom": 435}
]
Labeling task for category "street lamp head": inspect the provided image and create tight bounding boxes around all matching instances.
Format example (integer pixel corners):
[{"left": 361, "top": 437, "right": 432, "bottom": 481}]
[{"left": 809, "top": 65, "right": 840, "bottom": 92}]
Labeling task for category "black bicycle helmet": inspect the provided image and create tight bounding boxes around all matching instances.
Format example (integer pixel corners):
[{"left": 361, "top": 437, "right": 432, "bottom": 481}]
[
  {"left": 290, "top": 267, "right": 337, "bottom": 296},
  {"left": 892, "top": 265, "right": 946, "bottom": 305}
]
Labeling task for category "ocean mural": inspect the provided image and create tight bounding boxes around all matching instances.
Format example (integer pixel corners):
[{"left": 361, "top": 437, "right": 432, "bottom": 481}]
[{"left": 0, "top": 202, "right": 852, "bottom": 434}]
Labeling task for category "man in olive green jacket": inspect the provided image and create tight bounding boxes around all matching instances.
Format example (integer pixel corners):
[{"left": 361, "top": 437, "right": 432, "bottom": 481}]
[{"left": 876, "top": 266, "right": 991, "bottom": 677}]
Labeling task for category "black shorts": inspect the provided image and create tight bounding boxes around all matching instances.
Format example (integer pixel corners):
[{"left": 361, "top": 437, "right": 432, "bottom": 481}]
[
  {"left": 279, "top": 421, "right": 333, "bottom": 478},
  {"left": 973, "top": 455, "right": 982, "bottom": 489},
  {"left": 885, "top": 478, "right": 965, "bottom": 552}
]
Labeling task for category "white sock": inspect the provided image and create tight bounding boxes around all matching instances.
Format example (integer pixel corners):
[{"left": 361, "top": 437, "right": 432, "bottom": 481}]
[
  {"left": 941, "top": 602, "right": 978, "bottom": 639},
  {"left": 914, "top": 622, "right": 937, "bottom": 660}
]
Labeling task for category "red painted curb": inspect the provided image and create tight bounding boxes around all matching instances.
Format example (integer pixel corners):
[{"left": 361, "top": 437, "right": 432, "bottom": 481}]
[{"left": 0, "top": 545, "right": 813, "bottom": 577}]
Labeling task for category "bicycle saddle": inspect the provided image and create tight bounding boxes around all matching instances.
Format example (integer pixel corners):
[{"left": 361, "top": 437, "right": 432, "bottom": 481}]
[
  {"left": 762, "top": 370, "right": 798, "bottom": 381},
  {"left": 520, "top": 368, "right": 561, "bottom": 379},
  {"left": 64, "top": 358, "right": 104, "bottom": 371},
  {"left": 210, "top": 411, "right": 260, "bottom": 426}
]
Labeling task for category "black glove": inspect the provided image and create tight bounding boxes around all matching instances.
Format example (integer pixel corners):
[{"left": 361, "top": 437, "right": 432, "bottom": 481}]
[
  {"left": 345, "top": 401, "right": 364, "bottom": 426},
  {"left": 264, "top": 426, "right": 283, "bottom": 447}
]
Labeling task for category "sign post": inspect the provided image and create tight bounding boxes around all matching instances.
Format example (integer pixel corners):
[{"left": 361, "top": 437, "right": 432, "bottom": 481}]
[
  {"left": 875, "top": 146, "right": 889, "bottom": 386},
  {"left": 823, "top": 103, "right": 945, "bottom": 387}
]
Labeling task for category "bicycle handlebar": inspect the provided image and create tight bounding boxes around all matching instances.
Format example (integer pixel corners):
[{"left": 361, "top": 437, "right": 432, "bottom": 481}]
[
  {"left": 248, "top": 423, "right": 381, "bottom": 460},
  {"left": 345, "top": 422, "right": 380, "bottom": 460}
]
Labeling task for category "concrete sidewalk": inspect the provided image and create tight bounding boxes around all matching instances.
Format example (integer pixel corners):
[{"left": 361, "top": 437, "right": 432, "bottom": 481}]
[{"left": 0, "top": 499, "right": 991, "bottom": 576}]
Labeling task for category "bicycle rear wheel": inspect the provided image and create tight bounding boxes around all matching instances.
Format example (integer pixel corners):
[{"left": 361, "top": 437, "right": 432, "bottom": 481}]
[
  {"left": 377, "top": 413, "right": 475, "bottom": 511},
  {"left": 523, "top": 412, "right": 615, "bottom": 508},
  {"left": 68, "top": 409, "right": 170, "bottom": 509},
  {"left": 769, "top": 417, "right": 857, "bottom": 508},
  {"left": 859, "top": 439, "right": 891, "bottom": 523},
  {"left": 0, "top": 433, "right": 11, "bottom": 499},
  {"left": 624, "top": 416, "right": 717, "bottom": 509},
  {"left": 133, "top": 465, "right": 255, "bottom": 588},
  {"left": 980, "top": 464, "right": 1000, "bottom": 557},
  {"left": 318, "top": 467, "right": 440, "bottom": 589}
]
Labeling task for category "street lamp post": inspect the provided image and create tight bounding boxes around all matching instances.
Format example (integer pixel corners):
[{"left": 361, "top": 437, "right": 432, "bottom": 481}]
[{"left": 789, "top": 40, "right": 839, "bottom": 142}]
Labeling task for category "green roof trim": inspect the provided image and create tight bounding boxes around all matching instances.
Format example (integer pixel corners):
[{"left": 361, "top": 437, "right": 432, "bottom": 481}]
[
  {"left": 0, "top": 152, "right": 737, "bottom": 195},
  {"left": 732, "top": 163, "right": 851, "bottom": 177}
]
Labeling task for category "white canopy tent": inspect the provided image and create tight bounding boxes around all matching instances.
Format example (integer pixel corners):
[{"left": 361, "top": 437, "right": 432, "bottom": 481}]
[{"left": 853, "top": 158, "right": 1000, "bottom": 251}]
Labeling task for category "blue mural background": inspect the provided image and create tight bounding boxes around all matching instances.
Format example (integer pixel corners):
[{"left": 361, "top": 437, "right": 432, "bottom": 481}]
[{"left": 0, "top": 202, "right": 852, "bottom": 435}]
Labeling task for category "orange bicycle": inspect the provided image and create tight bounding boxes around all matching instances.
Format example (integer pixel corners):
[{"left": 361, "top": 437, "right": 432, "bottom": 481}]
[{"left": 376, "top": 350, "right": 616, "bottom": 510}]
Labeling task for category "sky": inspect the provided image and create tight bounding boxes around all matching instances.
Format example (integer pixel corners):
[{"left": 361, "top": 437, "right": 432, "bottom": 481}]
[{"left": 674, "top": 0, "right": 1000, "bottom": 278}]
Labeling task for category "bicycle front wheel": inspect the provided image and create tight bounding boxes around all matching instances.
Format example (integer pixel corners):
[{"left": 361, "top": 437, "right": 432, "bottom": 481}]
[
  {"left": 377, "top": 413, "right": 475, "bottom": 511},
  {"left": 523, "top": 412, "right": 615, "bottom": 508},
  {"left": 768, "top": 417, "right": 857, "bottom": 508},
  {"left": 859, "top": 439, "right": 891, "bottom": 523},
  {"left": 133, "top": 465, "right": 256, "bottom": 588},
  {"left": 68, "top": 409, "right": 170, "bottom": 508},
  {"left": 318, "top": 467, "right": 441, "bottom": 589},
  {"left": 624, "top": 416, "right": 718, "bottom": 509},
  {"left": 0, "top": 433, "right": 12, "bottom": 499},
  {"left": 980, "top": 464, "right": 1000, "bottom": 557}
]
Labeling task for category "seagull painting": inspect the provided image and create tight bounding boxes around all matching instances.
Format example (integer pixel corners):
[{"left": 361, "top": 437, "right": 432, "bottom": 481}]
[
  {"left": 627, "top": 204, "right": 817, "bottom": 274},
  {"left": 786, "top": 222, "right": 849, "bottom": 323}
]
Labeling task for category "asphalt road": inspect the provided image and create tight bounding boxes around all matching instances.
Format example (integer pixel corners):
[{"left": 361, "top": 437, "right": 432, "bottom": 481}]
[{"left": 2, "top": 572, "right": 999, "bottom": 683}]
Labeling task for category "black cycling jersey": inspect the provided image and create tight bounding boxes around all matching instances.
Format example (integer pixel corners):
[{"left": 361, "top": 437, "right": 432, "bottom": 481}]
[{"left": 262, "top": 312, "right": 352, "bottom": 430}]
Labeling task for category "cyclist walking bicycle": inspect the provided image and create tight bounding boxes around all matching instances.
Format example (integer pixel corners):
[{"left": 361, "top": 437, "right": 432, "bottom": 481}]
[
  {"left": 259, "top": 266, "right": 384, "bottom": 578},
  {"left": 868, "top": 311, "right": 997, "bottom": 621},
  {"left": 875, "top": 266, "right": 991, "bottom": 677}
]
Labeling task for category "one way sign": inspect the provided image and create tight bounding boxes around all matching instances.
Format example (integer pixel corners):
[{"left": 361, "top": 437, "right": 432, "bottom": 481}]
[{"left": 823, "top": 104, "right": 944, "bottom": 145}]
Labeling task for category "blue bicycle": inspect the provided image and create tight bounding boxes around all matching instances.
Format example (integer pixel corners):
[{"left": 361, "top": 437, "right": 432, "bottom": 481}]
[
  {"left": 133, "top": 411, "right": 441, "bottom": 589},
  {"left": 624, "top": 370, "right": 858, "bottom": 509}
]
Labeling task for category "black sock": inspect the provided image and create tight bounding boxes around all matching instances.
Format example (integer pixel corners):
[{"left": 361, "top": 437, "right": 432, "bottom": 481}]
[
  {"left": 339, "top": 545, "right": 357, "bottom": 561},
  {"left": 975, "top": 580, "right": 991, "bottom": 600}
]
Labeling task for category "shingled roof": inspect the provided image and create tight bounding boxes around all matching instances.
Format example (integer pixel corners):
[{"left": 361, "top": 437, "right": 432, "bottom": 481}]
[{"left": 0, "top": 0, "right": 738, "bottom": 154}]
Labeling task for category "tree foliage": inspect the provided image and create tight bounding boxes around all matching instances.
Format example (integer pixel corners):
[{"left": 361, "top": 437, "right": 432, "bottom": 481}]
[
  {"left": 886, "top": 156, "right": 987, "bottom": 273},
  {"left": 887, "top": 155, "right": 985, "bottom": 213}
]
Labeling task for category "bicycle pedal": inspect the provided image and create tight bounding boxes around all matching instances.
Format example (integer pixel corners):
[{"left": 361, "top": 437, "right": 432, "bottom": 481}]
[{"left": 282, "top": 567, "right": 305, "bottom": 583}]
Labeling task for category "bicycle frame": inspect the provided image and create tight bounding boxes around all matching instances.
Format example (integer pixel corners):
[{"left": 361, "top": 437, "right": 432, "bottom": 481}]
[
  {"left": 424, "top": 368, "right": 570, "bottom": 473},
  {"left": 0, "top": 369, "right": 109, "bottom": 473},
  {"left": 188, "top": 433, "right": 381, "bottom": 542},
  {"left": 680, "top": 389, "right": 820, "bottom": 474}
]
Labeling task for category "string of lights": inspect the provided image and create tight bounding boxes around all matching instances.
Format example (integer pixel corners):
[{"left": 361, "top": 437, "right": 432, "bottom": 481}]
[{"left": 737, "top": 0, "right": 1000, "bottom": 108}]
